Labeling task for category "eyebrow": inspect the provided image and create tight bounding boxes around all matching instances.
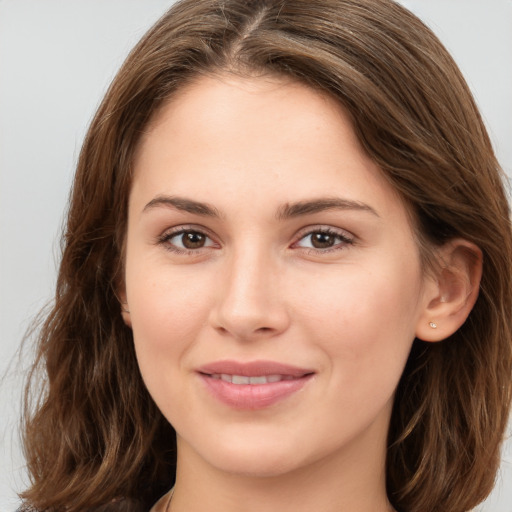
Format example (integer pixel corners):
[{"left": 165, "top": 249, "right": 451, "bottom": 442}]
[
  {"left": 142, "top": 195, "right": 379, "bottom": 219},
  {"left": 143, "top": 195, "right": 222, "bottom": 218},
  {"left": 276, "top": 197, "right": 379, "bottom": 219}
]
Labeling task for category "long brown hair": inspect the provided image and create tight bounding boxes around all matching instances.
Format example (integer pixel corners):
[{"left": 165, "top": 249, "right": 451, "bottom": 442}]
[{"left": 21, "top": 1, "right": 512, "bottom": 511}]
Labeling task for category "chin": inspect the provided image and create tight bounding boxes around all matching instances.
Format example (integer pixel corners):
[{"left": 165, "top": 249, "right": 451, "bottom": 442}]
[
  {"left": 181, "top": 430, "right": 311, "bottom": 478},
  {"left": 211, "top": 451, "right": 304, "bottom": 478}
]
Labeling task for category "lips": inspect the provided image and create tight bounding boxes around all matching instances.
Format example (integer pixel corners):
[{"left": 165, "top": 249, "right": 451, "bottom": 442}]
[{"left": 197, "top": 360, "right": 314, "bottom": 409}]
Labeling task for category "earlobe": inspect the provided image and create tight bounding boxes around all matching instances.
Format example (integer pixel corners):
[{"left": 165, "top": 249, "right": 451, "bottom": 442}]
[
  {"left": 117, "top": 287, "right": 132, "bottom": 328},
  {"left": 121, "top": 303, "right": 132, "bottom": 328},
  {"left": 416, "top": 239, "right": 482, "bottom": 342}
]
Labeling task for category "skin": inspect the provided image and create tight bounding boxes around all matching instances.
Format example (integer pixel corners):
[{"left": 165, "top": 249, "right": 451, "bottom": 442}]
[{"left": 121, "top": 74, "right": 479, "bottom": 512}]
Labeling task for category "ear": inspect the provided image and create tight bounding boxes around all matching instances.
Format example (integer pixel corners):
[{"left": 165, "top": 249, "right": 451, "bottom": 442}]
[
  {"left": 117, "top": 286, "right": 132, "bottom": 328},
  {"left": 416, "top": 239, "right": 482, "bottom": 342}
]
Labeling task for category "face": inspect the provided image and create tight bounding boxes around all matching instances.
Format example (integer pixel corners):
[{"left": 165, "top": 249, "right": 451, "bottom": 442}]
[{"left": 123, "top": 74, "right": 431, "bottom": 479}]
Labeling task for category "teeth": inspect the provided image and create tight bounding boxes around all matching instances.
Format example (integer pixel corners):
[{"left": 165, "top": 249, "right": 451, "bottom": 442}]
[
  {"left": 212, "top": 374, "right": 289, "bottom": 384},
  {"left": 232, "top": 375, "right": 250, "bottom": 384},
  {"left": 249, "top": 376, "right": 267, "bottom": 384}
]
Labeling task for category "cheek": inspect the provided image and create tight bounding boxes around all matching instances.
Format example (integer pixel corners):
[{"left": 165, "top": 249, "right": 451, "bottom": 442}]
[
  {"left": 126, "top": 263, "right": 218, "bottom": 416},
  {"left": 292, "top": 267, "right": 421, "bottom": 434},
  {"left": 296, "top": 259, "right": 422, "bottom": 377},
  {"left": 126, "top": 258, "right": 214, "bottom": 369}
]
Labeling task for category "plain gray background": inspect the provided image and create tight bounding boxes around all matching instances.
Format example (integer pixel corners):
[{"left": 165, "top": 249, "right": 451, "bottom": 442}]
[{"left": 1, "top": 1, "right": 511, "bottom": 510}]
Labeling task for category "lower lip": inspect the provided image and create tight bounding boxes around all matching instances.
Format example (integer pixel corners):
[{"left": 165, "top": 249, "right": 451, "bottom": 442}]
[{"left": 199, "top": 374, "right": 313, "bottom": 410}]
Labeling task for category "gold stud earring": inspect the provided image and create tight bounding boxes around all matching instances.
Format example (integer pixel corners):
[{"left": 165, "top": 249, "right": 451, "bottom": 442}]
[{"left": 429, "top": 322, "right": 437, "bottom": 329}]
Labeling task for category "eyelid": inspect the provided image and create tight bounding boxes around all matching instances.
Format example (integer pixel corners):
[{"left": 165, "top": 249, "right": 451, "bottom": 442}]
[
  {"left": 157, "top": 224, "right": 220, "bottom": 253},
  {"left": 155, "top": 223, "right": 355, "bottom": 255},
  {"left": 291, "top": 225, "right": 355, "bottom": 251}
]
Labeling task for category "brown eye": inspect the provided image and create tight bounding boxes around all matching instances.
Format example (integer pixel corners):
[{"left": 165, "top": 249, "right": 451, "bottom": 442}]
[
  {"left": 295, "top": 229, "right": 353, "bottom": 252},
  {"left": 162, "top": 229, "right": 215, "bottom": 253},
  {"left": 310, "top": 232, "right": 336, "bottom": 249},
  {"left": 182, "top": 232, "right": 206, "bottom": 249}
]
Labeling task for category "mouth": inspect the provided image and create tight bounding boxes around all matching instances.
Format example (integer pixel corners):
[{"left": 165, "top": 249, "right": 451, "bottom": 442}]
[
  {"left": 197, "top": 360, "right": 315, "bottom": 409},
  {"left": 206, "top": 373, "right": 301, "bottom": 384}
]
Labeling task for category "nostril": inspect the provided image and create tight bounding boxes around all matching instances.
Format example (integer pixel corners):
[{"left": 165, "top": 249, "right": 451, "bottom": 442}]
[{"left": 255, "top": 327, "right": 273, "bottom": 333}]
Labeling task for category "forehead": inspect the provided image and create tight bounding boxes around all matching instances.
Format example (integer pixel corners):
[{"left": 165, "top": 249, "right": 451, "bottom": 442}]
[
  {"left": 139, "top": 73, "right": 356, "bottom": 159},
  {"left": 131, "top": 73, "right": 406, "bottom": 223}
]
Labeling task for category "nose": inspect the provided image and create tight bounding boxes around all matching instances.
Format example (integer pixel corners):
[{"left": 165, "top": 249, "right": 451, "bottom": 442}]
[{"left": 209, "top": 247, "right": 290, "bottom": 341}]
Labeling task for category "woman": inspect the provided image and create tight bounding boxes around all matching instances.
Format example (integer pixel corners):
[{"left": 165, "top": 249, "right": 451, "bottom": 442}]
[{"left": 20, "top": 0, "right": 512, "bottom": 511}]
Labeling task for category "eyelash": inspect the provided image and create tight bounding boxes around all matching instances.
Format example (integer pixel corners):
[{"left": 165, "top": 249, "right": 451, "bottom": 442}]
[
  {"left": 156, "top": 226, "right": 218, "bottom": 256},
  {"left": 292, "top": 227, "right": 354, "bottom": 254},
  {"left": 157, "top": 226, "right": 354, "bottom": 256}
]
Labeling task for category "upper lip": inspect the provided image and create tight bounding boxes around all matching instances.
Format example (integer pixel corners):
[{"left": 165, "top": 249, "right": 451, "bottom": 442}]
[{"left": 197, "top": 360, "right": 314, "bottom": 378}]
